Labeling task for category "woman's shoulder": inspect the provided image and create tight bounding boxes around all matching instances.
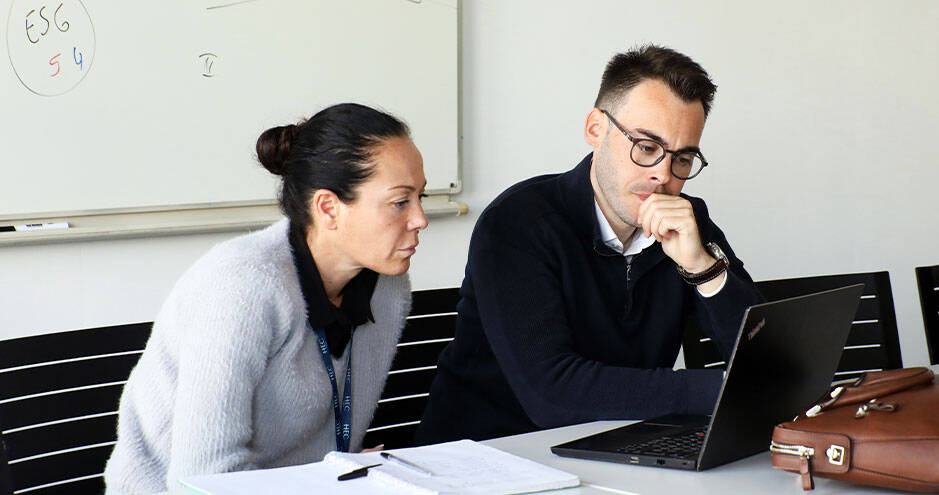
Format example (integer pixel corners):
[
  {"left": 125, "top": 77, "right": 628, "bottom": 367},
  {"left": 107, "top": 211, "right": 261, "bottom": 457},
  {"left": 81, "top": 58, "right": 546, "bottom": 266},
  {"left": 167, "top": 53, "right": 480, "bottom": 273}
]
[
  {"left": 209, "top": 218, "right": 291, "bottom": 265},
  {"left": 171, "top": 219, "right": 298, "bottom": 301},
  {"left": 154, "top": 218, "right": 303, "bottom": 344},
  {"left": 194, "top": 219, "right": 290, "bottom": 273}
]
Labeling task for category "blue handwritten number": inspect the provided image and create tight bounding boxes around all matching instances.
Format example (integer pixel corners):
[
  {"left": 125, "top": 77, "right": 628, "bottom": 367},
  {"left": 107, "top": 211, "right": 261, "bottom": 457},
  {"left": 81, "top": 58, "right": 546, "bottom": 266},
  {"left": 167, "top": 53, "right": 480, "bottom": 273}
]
[{"left": 73, "top": 47, "right": 82, "bottom": 70}]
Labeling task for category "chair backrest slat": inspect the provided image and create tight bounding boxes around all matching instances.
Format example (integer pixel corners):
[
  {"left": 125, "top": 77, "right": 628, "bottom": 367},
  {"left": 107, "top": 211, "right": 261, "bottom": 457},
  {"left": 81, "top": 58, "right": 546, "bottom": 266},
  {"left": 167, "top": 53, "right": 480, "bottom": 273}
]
[
  {"left": 399, "top": 314, "right": 457, "bottom": 343},
  {"left": 0, "top": 323, "right": 150, "bottom": 370},
  {"left": 836, "top": 345, "right": 893, "bottom": 373},
  {"left": 23, "top": 477, "right": 105, "bottom": 495},
  {"left": 362, "top": 425, "right": 420, "bottom": 452},
  {"left": 380, "top": 367, "right": 438, "bottom": 399},
  {"left": 7, "top": 445, "right": 113, "bottom": 495},
  {"left": 0, "top": 385, "right": 124, "bottom": 432},
  {"left": 0, "top": 354, "right": 141, "bottom": 402},
  {"left": 369, "top": 396, "right": 430, "bottom": 429},
  {"left": 409, "top": 288, "right": 461, "bottom": 317},
  {"left": 3, "top": 415, "right": 118, "bottom": 463},
  {"left": 389, "top": 340, "right": 452, "bottom": 371},
  {"left": 843, "top": 318, "right": 893, "bottom": 347}
]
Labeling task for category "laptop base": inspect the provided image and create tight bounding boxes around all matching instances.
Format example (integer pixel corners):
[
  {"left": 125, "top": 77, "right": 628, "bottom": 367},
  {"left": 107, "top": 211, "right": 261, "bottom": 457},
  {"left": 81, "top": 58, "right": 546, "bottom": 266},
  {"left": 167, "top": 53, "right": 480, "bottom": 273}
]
[{"left": 551, "top": 414, "right": 706, "bottom": 471}]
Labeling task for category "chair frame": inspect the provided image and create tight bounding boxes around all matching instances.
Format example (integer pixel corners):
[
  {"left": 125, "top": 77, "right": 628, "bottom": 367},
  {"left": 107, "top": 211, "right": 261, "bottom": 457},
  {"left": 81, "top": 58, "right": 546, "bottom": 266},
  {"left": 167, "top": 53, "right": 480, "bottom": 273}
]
[{"left": 915, "top": 265, "right": 939, "bottom": 365}]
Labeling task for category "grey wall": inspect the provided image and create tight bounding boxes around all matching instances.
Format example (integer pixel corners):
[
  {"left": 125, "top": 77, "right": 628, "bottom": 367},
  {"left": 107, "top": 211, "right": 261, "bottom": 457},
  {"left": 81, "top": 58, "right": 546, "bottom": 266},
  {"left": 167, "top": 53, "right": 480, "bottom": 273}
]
[{"left": 1, "top": 0, "right": 936, "bottom": 365}]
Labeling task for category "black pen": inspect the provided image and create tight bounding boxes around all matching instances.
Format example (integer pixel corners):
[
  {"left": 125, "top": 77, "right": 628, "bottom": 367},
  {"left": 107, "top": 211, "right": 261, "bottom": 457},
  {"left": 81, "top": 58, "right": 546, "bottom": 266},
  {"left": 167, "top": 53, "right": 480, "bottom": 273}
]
[
  {"left": 380, "top": 452, "right": 435, "bottom": 476},
  {"left": 337, "top": 463, "right": 382, "bottom": 481}
]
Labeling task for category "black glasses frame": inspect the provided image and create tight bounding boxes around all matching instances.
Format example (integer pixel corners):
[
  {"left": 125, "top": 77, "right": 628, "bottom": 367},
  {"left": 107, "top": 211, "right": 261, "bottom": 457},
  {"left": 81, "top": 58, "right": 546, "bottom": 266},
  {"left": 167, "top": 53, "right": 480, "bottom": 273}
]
[{"left": 600, "top": 109, "right": 708, "bottom": 180}]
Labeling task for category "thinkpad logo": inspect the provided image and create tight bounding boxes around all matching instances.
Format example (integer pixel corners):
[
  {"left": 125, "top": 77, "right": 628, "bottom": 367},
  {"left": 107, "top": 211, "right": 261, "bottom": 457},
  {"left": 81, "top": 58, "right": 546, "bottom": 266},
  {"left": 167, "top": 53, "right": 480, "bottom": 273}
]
[{"left": 747, "top": 318, "right": 766, "bottom": 340}]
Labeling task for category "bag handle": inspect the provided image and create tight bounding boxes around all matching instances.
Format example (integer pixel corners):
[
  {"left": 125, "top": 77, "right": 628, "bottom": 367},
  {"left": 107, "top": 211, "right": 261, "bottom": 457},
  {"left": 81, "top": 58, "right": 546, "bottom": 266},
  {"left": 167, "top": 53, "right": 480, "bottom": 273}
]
[{"left": 806, "top": 367, "right": 933, "bottom": 417}]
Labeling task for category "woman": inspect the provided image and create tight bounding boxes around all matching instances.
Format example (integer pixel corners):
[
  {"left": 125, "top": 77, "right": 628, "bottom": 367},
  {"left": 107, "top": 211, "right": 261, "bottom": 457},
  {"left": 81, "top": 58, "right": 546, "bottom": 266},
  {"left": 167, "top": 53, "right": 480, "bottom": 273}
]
[{"left": 104, "top": 103, "right": 428, "bottom": 494}]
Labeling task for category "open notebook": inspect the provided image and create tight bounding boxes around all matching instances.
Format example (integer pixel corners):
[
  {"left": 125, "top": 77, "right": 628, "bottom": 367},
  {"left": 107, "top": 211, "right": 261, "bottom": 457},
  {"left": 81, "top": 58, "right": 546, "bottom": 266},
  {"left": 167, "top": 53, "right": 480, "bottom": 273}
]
[{"left": 178, "top": 439, "right": 579, "bottom": 495}]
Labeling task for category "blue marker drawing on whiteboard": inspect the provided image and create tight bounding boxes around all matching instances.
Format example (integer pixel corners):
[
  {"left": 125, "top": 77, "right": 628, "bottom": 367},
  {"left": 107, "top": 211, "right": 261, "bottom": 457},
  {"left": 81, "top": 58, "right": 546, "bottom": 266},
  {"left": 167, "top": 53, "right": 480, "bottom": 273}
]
[{"left": 0, "top": 222, "right": 71, "bottom": 232}]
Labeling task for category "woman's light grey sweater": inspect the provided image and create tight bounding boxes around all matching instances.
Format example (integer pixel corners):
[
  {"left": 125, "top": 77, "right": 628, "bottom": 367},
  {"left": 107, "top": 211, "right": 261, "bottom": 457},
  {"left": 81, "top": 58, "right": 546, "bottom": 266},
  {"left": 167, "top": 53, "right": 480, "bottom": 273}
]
[{"left": 103, "top": 219, "right": 410, "bottom": 494}]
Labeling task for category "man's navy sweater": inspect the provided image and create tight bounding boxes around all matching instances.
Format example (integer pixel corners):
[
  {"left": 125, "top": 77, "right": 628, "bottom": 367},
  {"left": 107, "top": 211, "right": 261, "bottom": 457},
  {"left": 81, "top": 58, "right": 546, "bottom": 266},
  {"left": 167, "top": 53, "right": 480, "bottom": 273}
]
[{"left": 415, "top": 154, "right": 763, "bottom": 444}]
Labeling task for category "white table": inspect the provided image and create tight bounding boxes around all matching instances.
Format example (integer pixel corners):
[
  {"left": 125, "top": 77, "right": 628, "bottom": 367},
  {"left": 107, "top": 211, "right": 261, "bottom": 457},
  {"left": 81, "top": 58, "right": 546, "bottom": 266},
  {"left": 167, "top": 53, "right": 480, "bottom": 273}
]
[
  {"left": 483, "top": 420, "right": 897, "bottom": 495},
  {"left": 162, "top": 423, "right": 903, "bottom": 495},
  {"left": 165, "top": 364, "right": 939, "bottom": 494}
]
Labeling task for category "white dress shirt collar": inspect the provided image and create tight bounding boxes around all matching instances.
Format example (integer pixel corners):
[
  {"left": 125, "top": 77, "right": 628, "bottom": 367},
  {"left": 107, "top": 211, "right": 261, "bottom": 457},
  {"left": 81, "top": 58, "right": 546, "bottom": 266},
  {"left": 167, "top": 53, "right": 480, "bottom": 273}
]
[{"left": 594, "top": 200, "right": 656, "bottom": 257}]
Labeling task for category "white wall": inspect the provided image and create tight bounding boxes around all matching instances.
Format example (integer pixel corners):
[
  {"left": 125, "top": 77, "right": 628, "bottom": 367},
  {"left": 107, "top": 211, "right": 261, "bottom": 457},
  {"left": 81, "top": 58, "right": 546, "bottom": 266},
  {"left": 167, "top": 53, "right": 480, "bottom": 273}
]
[{"left": 1, "top": 0, "right": 936, "bottom": 366}]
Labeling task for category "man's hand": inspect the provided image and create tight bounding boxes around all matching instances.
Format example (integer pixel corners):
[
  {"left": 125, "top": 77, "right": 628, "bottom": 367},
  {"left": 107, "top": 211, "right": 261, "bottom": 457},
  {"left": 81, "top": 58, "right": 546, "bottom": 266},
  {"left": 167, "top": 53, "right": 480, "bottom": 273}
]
[{"left": 637, "top": 193, "right": 714, "bottom": 273}]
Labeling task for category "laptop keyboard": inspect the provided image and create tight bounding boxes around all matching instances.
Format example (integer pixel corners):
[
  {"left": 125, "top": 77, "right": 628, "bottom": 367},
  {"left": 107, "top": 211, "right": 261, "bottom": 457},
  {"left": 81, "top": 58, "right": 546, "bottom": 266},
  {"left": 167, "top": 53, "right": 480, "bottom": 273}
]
[{"left": 616, "top": 428, "right": 707, "bottom": 458}]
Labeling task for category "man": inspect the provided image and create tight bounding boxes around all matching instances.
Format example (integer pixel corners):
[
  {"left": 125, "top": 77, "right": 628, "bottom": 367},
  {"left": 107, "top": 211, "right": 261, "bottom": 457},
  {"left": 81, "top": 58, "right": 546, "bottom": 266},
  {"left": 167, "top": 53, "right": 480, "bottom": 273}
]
[{"left": 416, "top": 45, "right": 763, "bottom": 444}]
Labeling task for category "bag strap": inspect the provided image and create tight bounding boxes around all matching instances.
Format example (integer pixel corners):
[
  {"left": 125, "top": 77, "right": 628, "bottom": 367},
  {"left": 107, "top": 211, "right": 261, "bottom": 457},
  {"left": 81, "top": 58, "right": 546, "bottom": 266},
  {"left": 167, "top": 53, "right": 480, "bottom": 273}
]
[{"left": 806, "top": 367, "right": 933, "bottom": 417}]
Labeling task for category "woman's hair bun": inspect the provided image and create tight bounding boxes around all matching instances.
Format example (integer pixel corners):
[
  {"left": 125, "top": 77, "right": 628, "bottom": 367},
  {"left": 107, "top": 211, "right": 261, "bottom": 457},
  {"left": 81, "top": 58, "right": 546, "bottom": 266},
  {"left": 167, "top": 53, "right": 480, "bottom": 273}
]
[{"left": 256, "top": 123, "right": 301, "bottom": 176}]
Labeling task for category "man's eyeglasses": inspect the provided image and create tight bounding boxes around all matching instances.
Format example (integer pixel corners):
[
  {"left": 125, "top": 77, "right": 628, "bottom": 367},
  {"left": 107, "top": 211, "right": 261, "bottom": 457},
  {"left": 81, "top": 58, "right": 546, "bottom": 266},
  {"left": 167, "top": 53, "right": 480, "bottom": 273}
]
[{"left": 600, "top": 109, "right": 708, "bottom": 180}]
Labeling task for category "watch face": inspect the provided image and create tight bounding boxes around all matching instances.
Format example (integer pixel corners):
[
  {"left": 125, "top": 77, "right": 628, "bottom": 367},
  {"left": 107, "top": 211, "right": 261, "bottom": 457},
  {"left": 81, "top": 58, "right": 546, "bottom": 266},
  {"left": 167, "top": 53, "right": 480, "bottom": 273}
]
[{"left": 707, "top": 242, "right": 728, "bottom": 264}]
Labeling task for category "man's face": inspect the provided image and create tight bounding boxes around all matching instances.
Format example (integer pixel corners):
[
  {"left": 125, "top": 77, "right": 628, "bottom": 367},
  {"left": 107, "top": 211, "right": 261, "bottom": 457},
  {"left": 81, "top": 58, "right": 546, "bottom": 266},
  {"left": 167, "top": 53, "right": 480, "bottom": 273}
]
[{"left": 586, "top": 78, "right": 706, "bottom": 231}]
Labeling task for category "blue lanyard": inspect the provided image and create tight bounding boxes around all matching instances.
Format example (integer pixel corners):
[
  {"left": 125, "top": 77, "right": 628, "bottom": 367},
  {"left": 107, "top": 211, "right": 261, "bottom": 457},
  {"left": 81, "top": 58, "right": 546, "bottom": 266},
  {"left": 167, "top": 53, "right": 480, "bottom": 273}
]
[{"left": 313, "top": 328, "right": 353, "bottom": 452}]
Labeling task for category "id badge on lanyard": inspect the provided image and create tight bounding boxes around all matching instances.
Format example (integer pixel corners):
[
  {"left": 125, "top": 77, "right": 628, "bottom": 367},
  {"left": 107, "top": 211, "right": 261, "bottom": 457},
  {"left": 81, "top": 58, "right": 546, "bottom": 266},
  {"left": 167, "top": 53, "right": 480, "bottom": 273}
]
[{"left": 313, "top": 328, "right": 353, "bottom": 452}]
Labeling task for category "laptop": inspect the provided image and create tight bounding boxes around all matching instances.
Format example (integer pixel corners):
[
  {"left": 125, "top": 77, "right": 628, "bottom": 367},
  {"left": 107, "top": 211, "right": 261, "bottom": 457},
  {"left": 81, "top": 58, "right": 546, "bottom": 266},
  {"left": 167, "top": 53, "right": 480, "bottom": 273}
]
[{"left": 551, "top": 284, "right": 864, "bottom": 471}]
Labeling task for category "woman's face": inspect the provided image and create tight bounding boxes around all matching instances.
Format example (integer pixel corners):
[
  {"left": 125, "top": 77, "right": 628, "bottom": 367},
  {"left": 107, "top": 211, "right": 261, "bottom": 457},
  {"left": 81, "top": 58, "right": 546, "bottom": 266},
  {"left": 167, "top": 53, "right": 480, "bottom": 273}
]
[{"left": 336, "top": 136, "right": 428, "bottom": 276}]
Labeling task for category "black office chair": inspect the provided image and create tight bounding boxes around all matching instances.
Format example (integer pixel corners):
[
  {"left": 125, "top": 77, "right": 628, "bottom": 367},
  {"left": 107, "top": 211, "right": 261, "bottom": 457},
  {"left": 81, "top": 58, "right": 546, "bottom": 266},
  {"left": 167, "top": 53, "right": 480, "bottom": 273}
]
[
  {"left": 0, "top": 288, "right": 459, "bottom": 494},
  {"left": 682, "top": 271, "right": 902, "bottom": 381},
  {"left": 0, "top": 322, "right": 151, "bottom": 495},
  {"left": 364, "top": 287, "right": 460, "bottom": 449},
  {"left": 915, "top": 265, "right": 939, "bottom": 365}
]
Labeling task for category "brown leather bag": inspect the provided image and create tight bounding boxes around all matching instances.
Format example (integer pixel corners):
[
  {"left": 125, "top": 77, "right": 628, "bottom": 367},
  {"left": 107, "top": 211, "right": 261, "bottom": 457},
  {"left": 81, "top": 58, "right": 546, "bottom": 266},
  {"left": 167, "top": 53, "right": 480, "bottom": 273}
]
[{"left": 770, "top": 367, "right": 939, "bottom": 492}]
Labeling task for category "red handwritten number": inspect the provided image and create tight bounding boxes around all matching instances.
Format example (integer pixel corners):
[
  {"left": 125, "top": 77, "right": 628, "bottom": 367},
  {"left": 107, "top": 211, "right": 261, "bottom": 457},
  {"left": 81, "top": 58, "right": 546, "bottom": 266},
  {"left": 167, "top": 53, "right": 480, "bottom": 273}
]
[{"left": 49, "top": 53, "right": 61, "bottom": 77}]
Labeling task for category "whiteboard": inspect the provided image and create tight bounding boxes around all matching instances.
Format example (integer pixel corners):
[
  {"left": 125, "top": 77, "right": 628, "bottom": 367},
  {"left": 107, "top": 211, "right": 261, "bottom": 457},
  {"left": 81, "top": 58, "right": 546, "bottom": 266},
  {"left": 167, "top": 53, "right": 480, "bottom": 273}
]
[{"left": 1, "top": 0, "right": 459, "bottom": 217}]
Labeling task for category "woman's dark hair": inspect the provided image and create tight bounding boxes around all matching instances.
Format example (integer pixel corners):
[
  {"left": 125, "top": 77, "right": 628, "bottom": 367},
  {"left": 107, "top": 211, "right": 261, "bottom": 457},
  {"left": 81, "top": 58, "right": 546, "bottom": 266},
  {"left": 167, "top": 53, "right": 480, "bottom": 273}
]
[
  {"left": 256, "top": 103, "right": 410, "bottom": 228},
  {"left": 595, "top": 44, "right": 717, "bottom": 118}
]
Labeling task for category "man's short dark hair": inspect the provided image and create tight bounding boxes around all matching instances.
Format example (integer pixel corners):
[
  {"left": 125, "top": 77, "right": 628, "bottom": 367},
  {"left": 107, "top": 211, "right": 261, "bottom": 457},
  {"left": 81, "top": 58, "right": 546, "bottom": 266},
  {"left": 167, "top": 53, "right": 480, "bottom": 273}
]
[{"left": 594, "top": 44, "right": 717, "bottom": 118}]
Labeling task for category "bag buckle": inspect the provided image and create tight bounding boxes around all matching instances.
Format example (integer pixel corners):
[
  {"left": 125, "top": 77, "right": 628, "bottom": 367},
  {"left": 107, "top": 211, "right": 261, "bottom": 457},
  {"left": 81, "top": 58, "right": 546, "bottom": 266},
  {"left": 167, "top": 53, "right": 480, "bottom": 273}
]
[
  {"left": 855, "top": 399, "right": 897, "bottom": 418},
  {"left": 825, "top": 445, "right": 845, "bottom": 466}
]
